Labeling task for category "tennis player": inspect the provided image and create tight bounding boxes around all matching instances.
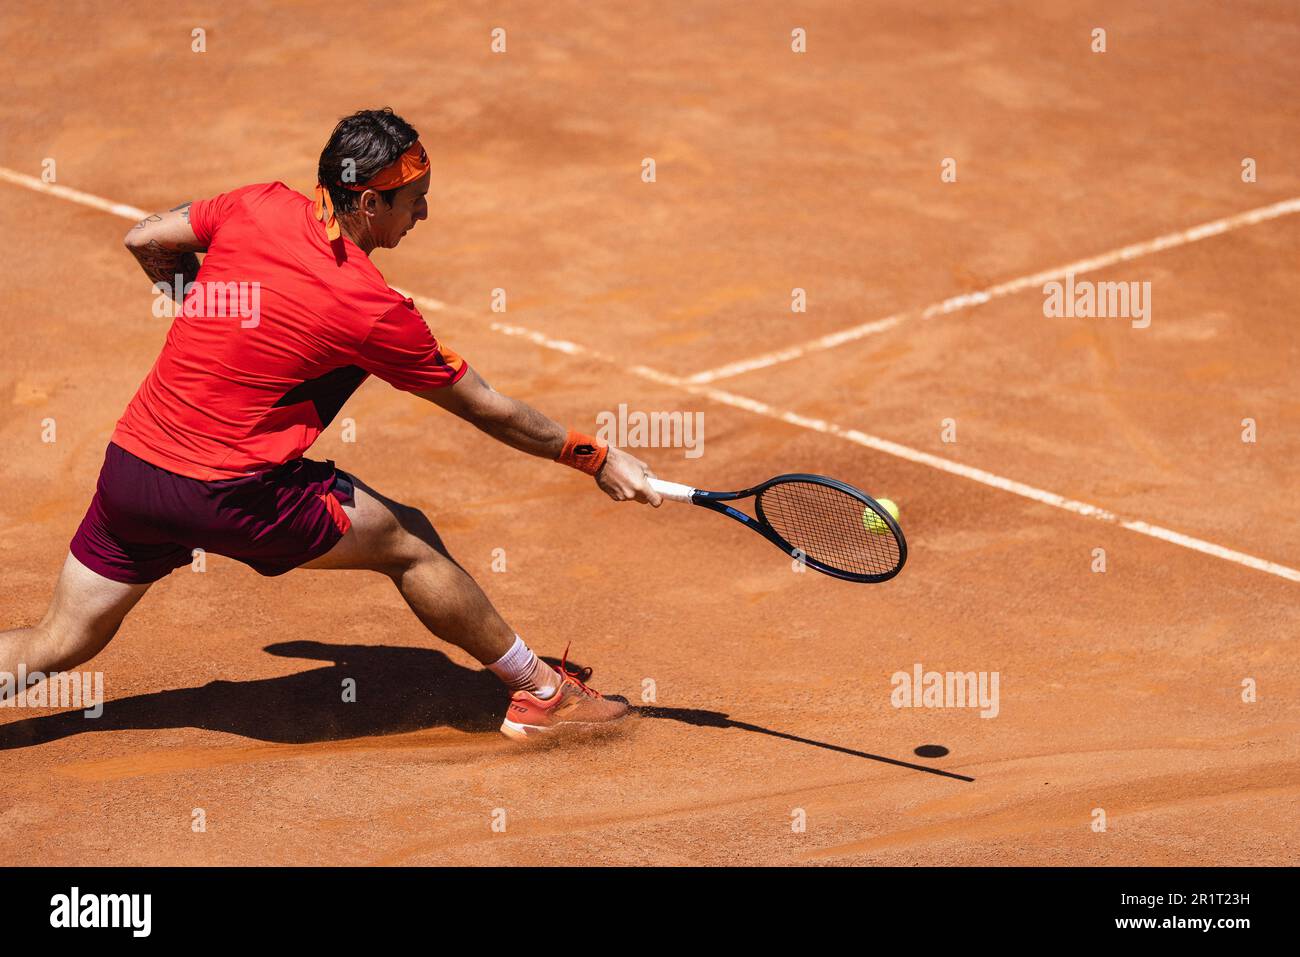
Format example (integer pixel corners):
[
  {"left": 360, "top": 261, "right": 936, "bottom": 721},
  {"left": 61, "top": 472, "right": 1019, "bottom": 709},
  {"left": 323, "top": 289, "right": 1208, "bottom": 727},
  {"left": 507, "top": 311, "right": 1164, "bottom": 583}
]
[{"left": 0, "top": 108, "right": 662, "bottom": 740}]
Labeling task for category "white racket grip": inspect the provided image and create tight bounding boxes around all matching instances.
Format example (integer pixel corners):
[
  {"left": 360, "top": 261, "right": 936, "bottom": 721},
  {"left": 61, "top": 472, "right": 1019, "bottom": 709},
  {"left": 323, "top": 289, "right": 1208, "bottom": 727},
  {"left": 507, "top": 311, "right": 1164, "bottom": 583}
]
[{"left": 649, "top": 478, "right": 696, "bottom": 504}]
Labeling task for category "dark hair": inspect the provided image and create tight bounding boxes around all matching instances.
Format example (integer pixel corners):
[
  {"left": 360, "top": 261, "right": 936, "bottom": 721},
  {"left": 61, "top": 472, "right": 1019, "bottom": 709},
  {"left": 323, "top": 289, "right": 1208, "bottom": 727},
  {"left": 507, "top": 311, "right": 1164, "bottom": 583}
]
[{"left": 317, "top": 107, "right": 419, "bottom": 214}]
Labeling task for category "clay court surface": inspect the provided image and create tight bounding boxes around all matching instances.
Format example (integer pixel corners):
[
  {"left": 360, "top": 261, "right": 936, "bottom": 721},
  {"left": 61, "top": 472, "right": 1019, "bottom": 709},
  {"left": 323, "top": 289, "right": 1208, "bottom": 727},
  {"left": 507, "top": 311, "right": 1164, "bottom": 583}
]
[{"left": 1, "top": 2, "right": 1297, "bottom": 865}]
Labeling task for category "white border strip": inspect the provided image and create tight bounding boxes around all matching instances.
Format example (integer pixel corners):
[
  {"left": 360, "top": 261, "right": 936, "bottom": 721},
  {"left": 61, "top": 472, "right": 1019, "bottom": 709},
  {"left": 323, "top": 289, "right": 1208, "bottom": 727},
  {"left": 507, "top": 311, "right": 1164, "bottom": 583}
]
[
  {"left": 3, "top": 166, "right": 1296, "bottom": 583},
  {"left": 687, "top": 196, "right": 1300, "bottom": 384}
]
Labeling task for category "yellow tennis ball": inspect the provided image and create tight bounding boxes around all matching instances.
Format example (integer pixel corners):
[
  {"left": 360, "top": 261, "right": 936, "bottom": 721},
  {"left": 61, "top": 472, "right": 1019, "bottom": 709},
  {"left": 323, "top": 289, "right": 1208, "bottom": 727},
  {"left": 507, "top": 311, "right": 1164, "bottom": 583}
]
[{"left": 863, "top": 498, "right": 899, "bottom": 535}]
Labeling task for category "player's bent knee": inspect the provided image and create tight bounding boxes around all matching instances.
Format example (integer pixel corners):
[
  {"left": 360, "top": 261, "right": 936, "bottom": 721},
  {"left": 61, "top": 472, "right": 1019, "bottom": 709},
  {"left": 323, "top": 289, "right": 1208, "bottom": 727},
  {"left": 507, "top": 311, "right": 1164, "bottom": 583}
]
[
  {"left": 386, "top": 502, "right": 448, "bottom": 556},
  {"left": 382, "top": 529, "right": 439, "bottom": 577},
  {"left": 333, "top": 483, "right": 453, "bottom": 576},
  {"left": 378, "top": 522, "right": 458, "bottom": 583}
]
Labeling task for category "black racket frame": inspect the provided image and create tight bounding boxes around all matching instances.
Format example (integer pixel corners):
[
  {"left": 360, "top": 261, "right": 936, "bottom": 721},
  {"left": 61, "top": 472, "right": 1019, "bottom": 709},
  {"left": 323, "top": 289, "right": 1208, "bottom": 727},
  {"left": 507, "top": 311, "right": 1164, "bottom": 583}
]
[{"left": 686, "top": 472, "right": 907, "bottom": 583}]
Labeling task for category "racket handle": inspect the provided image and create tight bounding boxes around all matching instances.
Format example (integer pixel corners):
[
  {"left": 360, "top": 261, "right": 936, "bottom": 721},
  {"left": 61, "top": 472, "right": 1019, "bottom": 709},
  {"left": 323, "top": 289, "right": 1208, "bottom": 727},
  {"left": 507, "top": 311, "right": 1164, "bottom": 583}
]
[{"left": 648, "top": 478, "right": 696, "bottom": 504}]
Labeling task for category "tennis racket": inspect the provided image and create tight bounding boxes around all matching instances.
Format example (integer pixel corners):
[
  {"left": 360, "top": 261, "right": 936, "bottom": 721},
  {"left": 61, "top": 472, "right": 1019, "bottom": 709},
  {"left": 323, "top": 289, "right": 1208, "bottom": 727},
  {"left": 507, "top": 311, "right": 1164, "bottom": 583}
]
[{"left": 648, "top": 473, "right": 906, "bottom": 583}]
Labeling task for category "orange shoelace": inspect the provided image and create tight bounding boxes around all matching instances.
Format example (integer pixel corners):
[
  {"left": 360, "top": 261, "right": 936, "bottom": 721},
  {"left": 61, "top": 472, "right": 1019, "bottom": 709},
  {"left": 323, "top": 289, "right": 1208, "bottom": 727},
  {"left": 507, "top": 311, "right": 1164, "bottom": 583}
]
[{"left": 555, "top": 642, "right": 600, "bottom": 697}]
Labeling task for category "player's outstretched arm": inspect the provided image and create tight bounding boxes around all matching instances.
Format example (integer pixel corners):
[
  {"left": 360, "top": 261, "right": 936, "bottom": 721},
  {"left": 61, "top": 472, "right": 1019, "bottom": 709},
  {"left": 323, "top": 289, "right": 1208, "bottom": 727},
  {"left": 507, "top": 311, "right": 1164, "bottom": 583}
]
[
  {"left": 418, "top": 368, "right": 662, "bottom": 505},
  {"left": 419, "top": 367, "right": 563, "bottom": 457},
  {"left": 123, "top": 202, "right": 204, "bottom": 301}
]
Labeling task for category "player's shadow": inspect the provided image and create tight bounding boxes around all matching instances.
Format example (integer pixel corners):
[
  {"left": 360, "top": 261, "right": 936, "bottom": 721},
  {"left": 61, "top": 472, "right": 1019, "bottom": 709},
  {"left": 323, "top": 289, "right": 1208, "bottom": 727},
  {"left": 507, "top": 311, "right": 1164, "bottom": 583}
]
[
  {"left": 0, "top": 640, "right": 509, "bottom": 750},
  {"left": 636, "top": 706, "right": 975, "bottom": 782},
  {"left": 1, "top": 645, "right": 972, "bottom": 784}
]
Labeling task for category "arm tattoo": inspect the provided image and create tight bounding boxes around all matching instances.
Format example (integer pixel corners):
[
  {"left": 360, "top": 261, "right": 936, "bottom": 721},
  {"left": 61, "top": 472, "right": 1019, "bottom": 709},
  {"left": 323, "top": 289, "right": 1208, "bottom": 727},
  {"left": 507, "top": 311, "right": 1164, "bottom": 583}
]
[
  {"left": 129, "top": 202, "right": 199, "bottom": 300},
  {"left": 130, "top": 239, "right": 200, "bottom": 302}
]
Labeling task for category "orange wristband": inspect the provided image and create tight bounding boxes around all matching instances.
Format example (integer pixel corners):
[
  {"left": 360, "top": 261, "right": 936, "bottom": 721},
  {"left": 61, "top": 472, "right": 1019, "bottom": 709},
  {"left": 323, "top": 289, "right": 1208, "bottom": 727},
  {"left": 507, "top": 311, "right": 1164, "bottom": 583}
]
[{"left": 556, "top": 429, "right": 609, "bottom": 476}]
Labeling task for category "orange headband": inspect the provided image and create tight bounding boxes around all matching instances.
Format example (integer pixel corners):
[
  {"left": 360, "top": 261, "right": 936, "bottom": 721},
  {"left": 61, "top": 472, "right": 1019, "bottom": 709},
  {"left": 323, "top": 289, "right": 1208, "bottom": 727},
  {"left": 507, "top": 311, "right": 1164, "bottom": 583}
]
[{"left": 314, "top": 140, "right": 430, "bottom": 241}]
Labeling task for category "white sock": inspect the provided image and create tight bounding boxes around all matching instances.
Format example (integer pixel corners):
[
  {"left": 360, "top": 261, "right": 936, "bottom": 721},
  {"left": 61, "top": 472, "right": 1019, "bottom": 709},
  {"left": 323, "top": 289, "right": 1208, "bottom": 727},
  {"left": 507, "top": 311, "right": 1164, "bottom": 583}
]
[{"left": 487, "top": 635, "right": 558, "bottom": 698}]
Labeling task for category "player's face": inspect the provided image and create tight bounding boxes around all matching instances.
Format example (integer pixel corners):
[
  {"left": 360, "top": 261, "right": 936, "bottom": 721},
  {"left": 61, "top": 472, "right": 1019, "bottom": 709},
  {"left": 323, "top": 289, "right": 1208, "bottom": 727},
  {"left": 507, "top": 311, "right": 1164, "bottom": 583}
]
[{"left": 368, "top": 170, "right": 431, "bottom": 248}]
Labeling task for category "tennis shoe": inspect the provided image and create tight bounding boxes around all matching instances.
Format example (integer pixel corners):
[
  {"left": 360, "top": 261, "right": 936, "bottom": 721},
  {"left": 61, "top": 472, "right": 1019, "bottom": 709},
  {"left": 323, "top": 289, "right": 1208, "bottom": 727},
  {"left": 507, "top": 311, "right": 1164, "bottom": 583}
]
[{"left": 500, "top": 645, "right": 628, "bottom": 740}]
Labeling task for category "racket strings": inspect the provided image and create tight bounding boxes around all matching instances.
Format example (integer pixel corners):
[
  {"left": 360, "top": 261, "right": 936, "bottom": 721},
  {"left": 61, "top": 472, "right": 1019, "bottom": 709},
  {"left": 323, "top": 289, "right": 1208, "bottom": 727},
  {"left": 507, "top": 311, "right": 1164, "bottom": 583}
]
[{"left": 757, "top": 480, "right": 901, "bottom": 577}]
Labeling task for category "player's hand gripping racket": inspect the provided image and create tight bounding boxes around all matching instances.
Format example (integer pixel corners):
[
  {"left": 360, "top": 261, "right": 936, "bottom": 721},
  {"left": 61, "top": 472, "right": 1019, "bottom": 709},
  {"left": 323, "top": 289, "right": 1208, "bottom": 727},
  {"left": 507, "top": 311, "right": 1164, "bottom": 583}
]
[{"left": 648, "top": 474, "right": 906, "bottom": 583}]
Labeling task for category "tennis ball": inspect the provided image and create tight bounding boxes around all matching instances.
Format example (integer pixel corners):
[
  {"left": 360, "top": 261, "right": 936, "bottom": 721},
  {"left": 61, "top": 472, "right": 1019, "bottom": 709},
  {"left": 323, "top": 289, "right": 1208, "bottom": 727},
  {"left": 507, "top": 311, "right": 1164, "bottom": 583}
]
[{"left": 863, "top": 498, "right": 899, "bottom": 535}]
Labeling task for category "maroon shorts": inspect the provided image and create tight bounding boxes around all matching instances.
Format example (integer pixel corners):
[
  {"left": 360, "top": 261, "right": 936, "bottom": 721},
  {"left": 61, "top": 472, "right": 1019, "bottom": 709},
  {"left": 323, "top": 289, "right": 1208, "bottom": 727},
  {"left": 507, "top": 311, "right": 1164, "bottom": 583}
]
[{"left": 69, "top": 443, "right": 355, "bottom": 584}]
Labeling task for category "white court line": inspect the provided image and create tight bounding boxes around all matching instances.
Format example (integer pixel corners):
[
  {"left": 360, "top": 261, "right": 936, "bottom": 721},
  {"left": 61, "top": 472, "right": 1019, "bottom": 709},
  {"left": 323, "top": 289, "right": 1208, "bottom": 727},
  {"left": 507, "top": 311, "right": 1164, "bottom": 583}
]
[
  {"left": 391, "top": 286, "right": 447, "bottom": 312},
  {"left": 0, "top": 167, "right": 149, "bottom": 221},
  {"left": 688, "top": 196, "right": 1300, "bottom": 384},
  {"left": 3, "top": 165, "right": 1297, "bottom": 584}
]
